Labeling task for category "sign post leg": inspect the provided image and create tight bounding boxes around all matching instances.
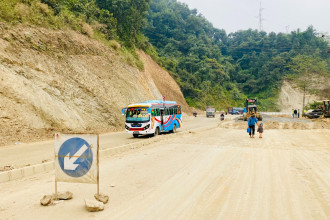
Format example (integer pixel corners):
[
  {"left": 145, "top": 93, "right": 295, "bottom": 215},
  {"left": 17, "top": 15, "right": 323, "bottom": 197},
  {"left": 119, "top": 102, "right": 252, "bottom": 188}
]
[
  {"left": 97, "top": 181, "right": 100, "bottom": 195},
  {"left": 55, "top": 179, "right": 58, "bottom": 200},
  {"left": 97, "top": 134, "right": 100, "bottom": 195}
]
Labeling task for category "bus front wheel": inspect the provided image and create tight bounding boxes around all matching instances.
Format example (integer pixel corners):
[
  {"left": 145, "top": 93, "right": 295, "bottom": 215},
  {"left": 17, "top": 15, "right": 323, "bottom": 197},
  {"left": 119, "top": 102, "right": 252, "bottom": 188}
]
[
  {"left": 153, "top": 127, "right": 160, "bottom": 137},
  {"left": 133, "top": 134, "right": 139, "bottom": 138}
]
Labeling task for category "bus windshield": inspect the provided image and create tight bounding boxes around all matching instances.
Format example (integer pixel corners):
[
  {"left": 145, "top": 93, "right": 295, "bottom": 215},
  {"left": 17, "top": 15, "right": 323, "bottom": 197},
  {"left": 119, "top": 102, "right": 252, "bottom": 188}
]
[{"left": 126, "top": 107, "right": 150, "bottom": 122}]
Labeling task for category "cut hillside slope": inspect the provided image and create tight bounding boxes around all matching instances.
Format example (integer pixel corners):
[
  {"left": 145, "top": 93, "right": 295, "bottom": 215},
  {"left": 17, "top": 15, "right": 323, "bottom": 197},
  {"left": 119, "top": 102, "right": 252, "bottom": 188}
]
[
  {"left": 137, "top": 51, "right": 191, "bottom": 114},
  {"left": 278, "top": 80, "right": 327, "bottom": 112},
  {"left": 0, "top": 23, "right": 190, "bottom": 146}
]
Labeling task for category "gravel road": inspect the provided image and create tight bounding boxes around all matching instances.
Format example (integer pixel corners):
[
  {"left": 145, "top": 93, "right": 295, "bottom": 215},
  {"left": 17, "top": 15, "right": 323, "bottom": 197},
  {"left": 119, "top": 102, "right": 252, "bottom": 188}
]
[
  {"left": 0, "top": 116, "right": 329, "bottom": 220},
  {"left": 0, "top": 115, "right": 220, "bottom": 170}
]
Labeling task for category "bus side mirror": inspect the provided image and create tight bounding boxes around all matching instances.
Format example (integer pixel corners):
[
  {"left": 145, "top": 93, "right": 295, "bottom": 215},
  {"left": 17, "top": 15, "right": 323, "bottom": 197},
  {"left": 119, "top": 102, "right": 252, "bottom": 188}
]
[{"left": 121, "top": 108, "right": 126, "bottom": 116}]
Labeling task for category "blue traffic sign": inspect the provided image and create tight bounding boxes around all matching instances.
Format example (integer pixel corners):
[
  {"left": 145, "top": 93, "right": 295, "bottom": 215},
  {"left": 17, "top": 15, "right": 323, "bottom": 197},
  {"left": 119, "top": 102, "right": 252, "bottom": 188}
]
[{"left": 58, "top": 138, "right": 93, "bottom": 178}]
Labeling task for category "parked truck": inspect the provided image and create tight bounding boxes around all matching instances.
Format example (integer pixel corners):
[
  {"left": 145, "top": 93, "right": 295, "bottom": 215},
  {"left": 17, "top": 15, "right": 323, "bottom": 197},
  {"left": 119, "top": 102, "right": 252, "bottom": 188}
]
[
  {"left": 232, "top": 107, "right": 244, "bottom": 115},
  {"left": 206, "top": 106, "right": 216, "bottom": 118},
  {"left": 228, "top": 107, "right": 233, "bottom": 115}
]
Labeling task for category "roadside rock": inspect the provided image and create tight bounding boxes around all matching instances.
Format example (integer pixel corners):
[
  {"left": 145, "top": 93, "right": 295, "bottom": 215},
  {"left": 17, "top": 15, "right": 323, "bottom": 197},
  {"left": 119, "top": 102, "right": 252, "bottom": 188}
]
[
  {"left": 40, "top": 195, "right": 52, "bottom": 206},
  {"left": 57, "top": 191, "right": 73, "bottom": 200},
  {"left": 0, "top": 165, "right": 15, "bottom": 172},
  {"left": 84, "top": 199, "right": 104, "bottom": 212},
  {"left": 94, "top": 193, "right": 109, "bottom": 204}
]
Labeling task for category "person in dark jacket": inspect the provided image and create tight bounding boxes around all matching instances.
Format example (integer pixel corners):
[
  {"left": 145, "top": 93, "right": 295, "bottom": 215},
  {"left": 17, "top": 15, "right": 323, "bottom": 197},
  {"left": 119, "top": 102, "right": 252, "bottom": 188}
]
[
  {"left": 248, "top": 113, "right": 258, "bottom": 138},
  {"left": 294, "top": 109, "right": 297, "bottom": 118},
  {"left": 257, "top": 123, "right": 263, "bottom": 138}
]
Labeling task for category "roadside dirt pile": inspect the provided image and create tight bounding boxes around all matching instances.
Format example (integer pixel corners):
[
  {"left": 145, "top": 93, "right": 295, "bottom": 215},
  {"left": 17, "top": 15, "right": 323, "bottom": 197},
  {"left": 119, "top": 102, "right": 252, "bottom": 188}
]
[
  {"left": 263, "top": 121, "right": 280, "bottom": 129},
  {"left": 0, "top": 23, "right": 190, "bottom": 146},
  {"left": 219, "top": 118, "right": 330, "bottom": 130}
]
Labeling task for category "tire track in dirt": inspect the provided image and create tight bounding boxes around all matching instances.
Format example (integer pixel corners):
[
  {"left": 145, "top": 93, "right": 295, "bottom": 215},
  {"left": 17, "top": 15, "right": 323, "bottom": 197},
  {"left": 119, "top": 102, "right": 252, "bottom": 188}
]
[
  {"left": 293, "top": 149, "right": 330, "bottom": 218},
  {"left": 0, "top": 126, "right": 329, "bottom": 219},
  {"left": 111, "top": 143, "right": 239, "bottom": 219}
]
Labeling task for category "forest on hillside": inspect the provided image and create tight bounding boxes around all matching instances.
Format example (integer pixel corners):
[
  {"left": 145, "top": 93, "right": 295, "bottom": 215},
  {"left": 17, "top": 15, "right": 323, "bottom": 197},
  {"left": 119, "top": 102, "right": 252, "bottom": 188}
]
[
  {"left": 1, "top": 0, "right": 329, "bottom": 110},
  {"left": 145, "top": 0, "right": 330, "bottom": 110}
]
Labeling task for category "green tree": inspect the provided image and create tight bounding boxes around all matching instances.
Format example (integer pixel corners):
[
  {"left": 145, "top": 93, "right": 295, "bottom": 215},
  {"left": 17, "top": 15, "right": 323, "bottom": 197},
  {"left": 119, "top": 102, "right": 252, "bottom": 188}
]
[
  {"left": 287, "top": 55, "right": 328, "bottom": 110},
  {"left": 96, "top": 0, "right": 151, "bottom": 46},
  {"left": 145, "top": 0, "right": 329, "bottom": 110}
]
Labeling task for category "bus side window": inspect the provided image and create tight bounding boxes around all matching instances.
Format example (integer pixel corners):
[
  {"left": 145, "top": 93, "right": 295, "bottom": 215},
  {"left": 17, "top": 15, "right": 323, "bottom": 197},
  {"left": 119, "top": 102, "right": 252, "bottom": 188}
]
[
  {"left": 178, "top": 107, "right": 181, "bottom": 114},
  {"left": 165, "top": 108, "right": 169, "bottom": 116},
  {"left": 170, "top": 108, "right": 173, "bottom": 115},
  {"left": 151, "top": 109, "right": 155, "bottom": 117}
]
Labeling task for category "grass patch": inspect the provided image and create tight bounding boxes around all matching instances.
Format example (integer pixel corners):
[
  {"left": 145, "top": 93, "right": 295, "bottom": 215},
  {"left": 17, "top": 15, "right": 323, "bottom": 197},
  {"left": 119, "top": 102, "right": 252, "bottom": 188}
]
[
  {"left": 0, "top": 0, "right": 82, "bottom": 30},
  {"left": 0, "top": 0, "right": 145, "bottom": 71},
  {"left": 121, "top": 47, "right": 144, "bottom": 71}
]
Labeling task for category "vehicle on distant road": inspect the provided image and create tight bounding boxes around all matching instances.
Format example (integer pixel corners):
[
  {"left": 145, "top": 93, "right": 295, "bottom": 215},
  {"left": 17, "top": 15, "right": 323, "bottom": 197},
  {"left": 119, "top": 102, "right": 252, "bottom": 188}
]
[
  {"left": 206, "top": 106, "right": 216, "bottom": 118},
  {"left": 228, "top": 107, "right": 233, "bottom": 115},
  {"left": 123, "top": 100, "right": 182, "bottom": 138},
  {"left": 220, "top": 113, "right": 225, "bottom": 121},
  {"left": 232, "top": 107, "right": 244, "bottom": 115}
]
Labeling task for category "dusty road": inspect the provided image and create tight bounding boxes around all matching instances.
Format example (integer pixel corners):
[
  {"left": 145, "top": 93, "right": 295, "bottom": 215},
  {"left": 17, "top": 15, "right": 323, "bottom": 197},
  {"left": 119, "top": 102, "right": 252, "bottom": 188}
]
[
  {"left": 0, "top": 115, "right": 221, "bottom": 170},
  {"left": 1, "top": 116, "right": 330, "bottom": 219}
]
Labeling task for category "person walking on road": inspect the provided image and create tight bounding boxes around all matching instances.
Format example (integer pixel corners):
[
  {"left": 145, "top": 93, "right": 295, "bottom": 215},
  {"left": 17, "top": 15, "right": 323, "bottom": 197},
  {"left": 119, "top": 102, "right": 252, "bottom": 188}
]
[
  {"left": 294, "top": 109, "right": 297, "bottom": 118},
  {"left": 298, "top": 109, "right": 300, "bottom": 118},
  {"left": 292, "top": 109, "right": 295, "bottom": 118},
  {"left": 248, "top": 113, "right": 258, "bottom": 138}
]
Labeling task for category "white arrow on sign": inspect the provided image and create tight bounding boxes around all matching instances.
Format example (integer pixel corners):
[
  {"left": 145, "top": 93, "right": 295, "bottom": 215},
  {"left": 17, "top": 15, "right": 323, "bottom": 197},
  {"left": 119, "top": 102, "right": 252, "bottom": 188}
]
[{"left": 64, "top": 144, "right": 88, "bottom": 170}]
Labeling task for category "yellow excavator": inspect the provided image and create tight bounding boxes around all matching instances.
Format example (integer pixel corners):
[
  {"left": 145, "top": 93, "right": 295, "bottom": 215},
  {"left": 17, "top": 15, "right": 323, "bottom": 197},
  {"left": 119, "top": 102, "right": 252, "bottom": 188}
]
[{"left": 243, "top": 98, "right": 263, "bottom": 121}]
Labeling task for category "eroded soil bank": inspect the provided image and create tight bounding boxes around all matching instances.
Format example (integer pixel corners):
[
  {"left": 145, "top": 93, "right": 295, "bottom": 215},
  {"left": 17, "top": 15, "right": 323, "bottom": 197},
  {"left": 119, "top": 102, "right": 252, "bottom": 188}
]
[{"left": 0, "top": 24, "right": 190, "bottom": 146}]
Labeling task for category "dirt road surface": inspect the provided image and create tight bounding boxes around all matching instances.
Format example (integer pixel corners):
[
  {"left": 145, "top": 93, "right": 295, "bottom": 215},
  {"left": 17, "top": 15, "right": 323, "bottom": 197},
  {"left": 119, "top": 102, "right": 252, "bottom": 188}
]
[
  {"left": 1, "top": 116, "right": 330, "bottom": 219},
  {"left": 0, "top": 115, "right": 220, "bottom": 170}
]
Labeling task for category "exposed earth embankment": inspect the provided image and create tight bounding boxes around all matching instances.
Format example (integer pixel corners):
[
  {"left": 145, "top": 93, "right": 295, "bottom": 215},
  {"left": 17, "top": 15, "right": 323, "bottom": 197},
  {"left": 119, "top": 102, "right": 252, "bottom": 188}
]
[
  {"left": 0, "top": 24, "right": 190, "bottom": 146},
  {"left": 278, "top": 80, "right": 330, "bottom": 112}
]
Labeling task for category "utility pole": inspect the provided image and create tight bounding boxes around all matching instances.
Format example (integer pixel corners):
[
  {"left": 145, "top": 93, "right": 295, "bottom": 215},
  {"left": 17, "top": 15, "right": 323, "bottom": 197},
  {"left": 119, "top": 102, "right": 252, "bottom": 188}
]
[
  {"left": 302, "top": 86, "right": 306, "bottom": 114},
  {"left": 257, "top": 1, "right": 264, "bottom": 32},
  {"left": 285, "top": 25, "right": 290, "bottom": 34}
]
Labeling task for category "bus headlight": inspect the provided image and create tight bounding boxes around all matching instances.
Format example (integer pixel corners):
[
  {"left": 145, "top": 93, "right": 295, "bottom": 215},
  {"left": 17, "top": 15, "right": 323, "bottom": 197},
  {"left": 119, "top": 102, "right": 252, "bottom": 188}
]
[
  {"left": 125, "top": 125, "right": 129, "bottom": 130},
  {"left": 143, "top": 124, "right": 150, "bottom": 130}
]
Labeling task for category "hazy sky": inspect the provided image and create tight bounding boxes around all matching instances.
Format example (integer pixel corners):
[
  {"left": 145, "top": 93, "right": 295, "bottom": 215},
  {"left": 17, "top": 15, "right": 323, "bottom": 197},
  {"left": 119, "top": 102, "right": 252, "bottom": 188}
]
[{"left": 178, "top": 0, "right": 330, "bottom": 34}]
